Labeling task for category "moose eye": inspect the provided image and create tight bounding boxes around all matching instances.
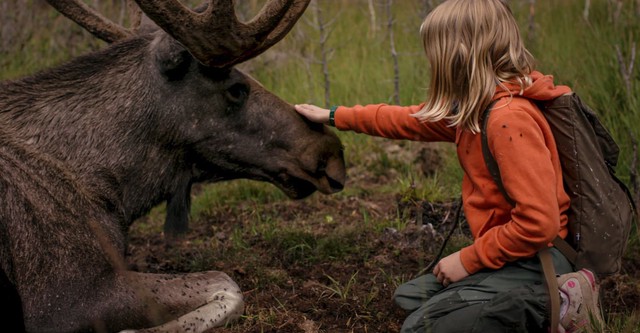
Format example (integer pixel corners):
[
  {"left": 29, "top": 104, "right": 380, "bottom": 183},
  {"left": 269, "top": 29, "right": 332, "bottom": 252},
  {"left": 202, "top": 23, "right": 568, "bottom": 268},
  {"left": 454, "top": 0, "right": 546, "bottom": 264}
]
[{"left": 225, "top": 83, "right": 249, "bottom": 105}]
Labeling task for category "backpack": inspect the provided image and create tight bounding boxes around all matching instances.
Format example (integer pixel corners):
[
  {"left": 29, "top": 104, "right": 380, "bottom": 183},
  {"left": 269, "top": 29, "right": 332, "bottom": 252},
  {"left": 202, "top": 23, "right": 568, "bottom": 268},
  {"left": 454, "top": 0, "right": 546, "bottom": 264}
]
[{"left": 481, "top": 92, "right": 637, "bottom": 277}]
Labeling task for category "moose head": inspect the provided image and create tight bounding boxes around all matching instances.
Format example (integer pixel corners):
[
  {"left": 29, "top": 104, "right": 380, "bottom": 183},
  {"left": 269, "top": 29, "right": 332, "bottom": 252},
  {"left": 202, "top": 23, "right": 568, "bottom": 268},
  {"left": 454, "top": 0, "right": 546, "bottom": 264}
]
[{"left": 3, "top": 0, "right": 347, "bottom": 237}]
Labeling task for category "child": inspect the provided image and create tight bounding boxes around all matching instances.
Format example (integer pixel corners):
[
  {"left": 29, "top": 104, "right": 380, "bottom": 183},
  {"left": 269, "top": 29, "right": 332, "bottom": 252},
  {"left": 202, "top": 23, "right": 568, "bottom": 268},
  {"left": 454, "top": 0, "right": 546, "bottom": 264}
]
[{"left": 295, "top": 0, "right": 602, "bottom": 332}]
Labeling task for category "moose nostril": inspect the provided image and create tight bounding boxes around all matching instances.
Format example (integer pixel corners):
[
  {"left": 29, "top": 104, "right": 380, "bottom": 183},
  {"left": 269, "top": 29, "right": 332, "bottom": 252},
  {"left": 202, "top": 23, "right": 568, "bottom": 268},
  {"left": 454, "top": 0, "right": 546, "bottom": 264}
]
[
  {"left": 316, "top": 160, "right": 327, "bottom": 176},
  {"left": 327, "top": 176, "right": 344, "bottom": 191}
]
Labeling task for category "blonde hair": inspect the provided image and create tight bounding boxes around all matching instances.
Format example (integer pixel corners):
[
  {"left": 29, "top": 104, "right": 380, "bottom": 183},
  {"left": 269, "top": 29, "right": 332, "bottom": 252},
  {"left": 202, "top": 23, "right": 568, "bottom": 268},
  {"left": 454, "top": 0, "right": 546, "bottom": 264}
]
[{"left": 414, "top": 0, "right": 535, "bottom": 133}]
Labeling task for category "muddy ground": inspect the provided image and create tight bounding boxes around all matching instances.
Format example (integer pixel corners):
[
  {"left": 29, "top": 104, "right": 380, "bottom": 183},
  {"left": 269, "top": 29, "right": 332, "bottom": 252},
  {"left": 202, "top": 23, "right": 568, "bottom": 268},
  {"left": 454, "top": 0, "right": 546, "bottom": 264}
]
[{"left": 127, "top": 143, "right": 640, "bottom": 333}]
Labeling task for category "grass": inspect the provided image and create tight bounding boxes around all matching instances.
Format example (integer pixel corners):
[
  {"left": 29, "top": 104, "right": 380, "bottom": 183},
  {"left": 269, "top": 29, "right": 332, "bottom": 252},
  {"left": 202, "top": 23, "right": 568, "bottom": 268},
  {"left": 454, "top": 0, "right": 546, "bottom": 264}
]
[{"left": 321, "top": 271, "right": 360, "bottom": 302}]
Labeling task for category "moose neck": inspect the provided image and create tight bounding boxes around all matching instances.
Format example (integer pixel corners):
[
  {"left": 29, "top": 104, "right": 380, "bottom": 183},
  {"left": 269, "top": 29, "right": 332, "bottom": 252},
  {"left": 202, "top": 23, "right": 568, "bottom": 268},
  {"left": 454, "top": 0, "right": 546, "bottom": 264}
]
[{"left": 0, "top": 36, "right": 189, "bottom": 224}]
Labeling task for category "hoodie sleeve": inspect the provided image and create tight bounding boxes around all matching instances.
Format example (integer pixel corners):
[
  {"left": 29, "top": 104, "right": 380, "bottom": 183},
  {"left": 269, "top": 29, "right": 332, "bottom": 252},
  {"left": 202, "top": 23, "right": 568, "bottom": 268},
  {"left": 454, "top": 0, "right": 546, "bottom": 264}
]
[{"left": 333, "top": 103, "right": 456, "bottom": 142}]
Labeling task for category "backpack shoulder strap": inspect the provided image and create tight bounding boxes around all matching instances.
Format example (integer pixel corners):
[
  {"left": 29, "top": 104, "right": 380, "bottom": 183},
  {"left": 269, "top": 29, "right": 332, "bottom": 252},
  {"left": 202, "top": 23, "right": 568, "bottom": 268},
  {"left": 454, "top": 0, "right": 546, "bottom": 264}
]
[
  {"left": 552, "top": 236, "right": 578, "bottom": 264},
  {"left": 539, "top": 247, "right": 561, "bottom": 333},
  {"left": 481, "top": 106, "right": 515, "bottom": 206}
]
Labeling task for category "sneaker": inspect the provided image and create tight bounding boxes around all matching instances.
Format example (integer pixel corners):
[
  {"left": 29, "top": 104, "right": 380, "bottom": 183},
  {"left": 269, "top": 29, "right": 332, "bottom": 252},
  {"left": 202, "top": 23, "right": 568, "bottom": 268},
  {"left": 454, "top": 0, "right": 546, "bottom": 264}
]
[{"left": 557, "top": 269, "right": 605, "bottom": 333}]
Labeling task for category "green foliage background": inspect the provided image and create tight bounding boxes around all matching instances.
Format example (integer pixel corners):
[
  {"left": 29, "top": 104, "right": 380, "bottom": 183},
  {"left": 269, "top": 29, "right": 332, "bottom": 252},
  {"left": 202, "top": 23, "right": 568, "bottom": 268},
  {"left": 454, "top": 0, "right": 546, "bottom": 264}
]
[
  {"left": 2, "top": 0, "right": 639, "bottom": 266},
  {"left": 2, "top": 0, "right": 638, "bottom": 190}
]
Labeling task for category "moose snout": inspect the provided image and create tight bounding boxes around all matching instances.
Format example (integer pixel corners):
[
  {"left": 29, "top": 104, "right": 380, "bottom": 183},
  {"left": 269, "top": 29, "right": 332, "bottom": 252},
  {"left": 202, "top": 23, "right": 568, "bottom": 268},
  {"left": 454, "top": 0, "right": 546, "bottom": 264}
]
[
  {"left": 285, "top": 129, "right": 346, "bottom": 198},
  {"left": 316, "top": 152, "right": 346, "bottom": 194}
]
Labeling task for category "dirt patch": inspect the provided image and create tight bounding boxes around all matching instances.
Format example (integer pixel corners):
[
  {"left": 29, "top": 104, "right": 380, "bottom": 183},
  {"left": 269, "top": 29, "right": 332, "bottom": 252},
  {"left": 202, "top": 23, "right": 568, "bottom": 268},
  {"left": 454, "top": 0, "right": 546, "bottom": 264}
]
[
  {"left": 126, "top": 142, "right": 640, "bottom": 332},
  {"left": 127, "top": 194, "right": 453, "bottom": 332}
]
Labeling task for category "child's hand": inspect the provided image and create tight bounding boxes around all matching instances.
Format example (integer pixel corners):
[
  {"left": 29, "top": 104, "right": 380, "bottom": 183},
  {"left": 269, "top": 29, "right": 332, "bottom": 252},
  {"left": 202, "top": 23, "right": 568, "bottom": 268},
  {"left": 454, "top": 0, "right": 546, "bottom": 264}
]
[
  {"left": 294, "top": 104, "right": 330, "bottom": 124},
  {"left": 433, "top": 251, "right": 470, "bottom": 287}
]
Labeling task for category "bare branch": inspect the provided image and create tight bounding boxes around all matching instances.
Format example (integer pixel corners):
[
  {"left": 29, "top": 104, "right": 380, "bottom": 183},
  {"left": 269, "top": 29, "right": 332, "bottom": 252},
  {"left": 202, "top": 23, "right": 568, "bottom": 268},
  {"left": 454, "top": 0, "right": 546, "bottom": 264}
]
[
  {"left": 583, "top": 0, "right": 590, "bottom": 21},
  {"left": 609, "top": 0, "right": 623, "bottom": 24},
  {"left": 423, "top": 0, "right": 436, "bottom": 17},
  {"left": 312, "top": 0, "right": 331, "bottom": 108},
  {"left": 367, "top": 0, "right": 377, "bottom": 38},
  {"left": 527, "top": 0, "right": 536, "bottom": 45},
  {"left": 630, "top": 133, "right": 639, "bottom": 204},
  {"left": 387, "top": 0, "right": 400, "bottom": 105},
  {"left": 616, "top": 42, "right": 637, "bottom": 96}
]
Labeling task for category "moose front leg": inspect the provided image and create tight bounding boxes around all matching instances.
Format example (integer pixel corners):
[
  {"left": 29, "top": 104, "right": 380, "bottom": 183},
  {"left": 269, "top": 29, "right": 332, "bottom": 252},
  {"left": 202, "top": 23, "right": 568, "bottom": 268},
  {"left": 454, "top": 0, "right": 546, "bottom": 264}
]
[
  {"left": 22, "top": 270, "right": 243, "bottom": 333},
  {"left": 164, "top": 178, "right": 193, "bottom": 240},
  {"left": 118, "top": 271, "right": 244, "bottom": 332}
]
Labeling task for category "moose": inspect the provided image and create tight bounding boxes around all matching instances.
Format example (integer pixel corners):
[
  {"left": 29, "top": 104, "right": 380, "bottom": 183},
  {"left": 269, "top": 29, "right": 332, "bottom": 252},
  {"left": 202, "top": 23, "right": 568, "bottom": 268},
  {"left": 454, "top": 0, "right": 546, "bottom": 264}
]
[{"left": 0, "top": 0, "right": 346, "bottom": 331}]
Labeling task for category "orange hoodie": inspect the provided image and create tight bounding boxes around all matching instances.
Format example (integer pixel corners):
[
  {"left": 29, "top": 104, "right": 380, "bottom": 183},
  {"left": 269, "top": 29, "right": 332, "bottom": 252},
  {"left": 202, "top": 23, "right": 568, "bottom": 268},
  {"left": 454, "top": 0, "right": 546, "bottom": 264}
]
[{"left": 334, "top": 71, "right": 571, "bottom": 274}]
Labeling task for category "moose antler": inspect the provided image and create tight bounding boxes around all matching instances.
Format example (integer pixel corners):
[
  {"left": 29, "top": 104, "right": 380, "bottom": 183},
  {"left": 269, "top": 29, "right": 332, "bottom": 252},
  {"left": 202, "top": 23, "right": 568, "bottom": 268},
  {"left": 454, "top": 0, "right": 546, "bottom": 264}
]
[
  {"left": 46, "top": 0, "right": 141, "bottom": 43},
  {"left": 135, "top": 0, "right": 310, "bottom": 68},
  {"left": 47, "top": 0, "right": 311, "bottom": 69}
]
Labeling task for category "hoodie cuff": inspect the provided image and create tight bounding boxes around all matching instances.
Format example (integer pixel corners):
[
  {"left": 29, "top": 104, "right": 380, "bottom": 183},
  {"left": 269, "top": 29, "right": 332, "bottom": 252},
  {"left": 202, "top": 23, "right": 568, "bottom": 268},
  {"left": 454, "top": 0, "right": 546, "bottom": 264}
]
[{"left": 460, "top": 245, "right": 483, "bottom": 274}]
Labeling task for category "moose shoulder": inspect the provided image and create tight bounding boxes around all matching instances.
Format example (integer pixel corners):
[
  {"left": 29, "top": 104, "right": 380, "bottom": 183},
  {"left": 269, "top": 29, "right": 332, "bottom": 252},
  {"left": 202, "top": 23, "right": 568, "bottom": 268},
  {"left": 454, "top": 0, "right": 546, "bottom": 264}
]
[{"left": 0, "top": 0, "right": 345, "bottom": 331}]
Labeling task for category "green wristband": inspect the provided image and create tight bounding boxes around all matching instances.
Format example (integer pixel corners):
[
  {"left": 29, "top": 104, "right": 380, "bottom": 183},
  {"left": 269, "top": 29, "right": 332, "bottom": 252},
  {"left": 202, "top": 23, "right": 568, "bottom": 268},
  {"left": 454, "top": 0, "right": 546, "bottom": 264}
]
[{"left": 329, "top": 106, "right": 338, "bottom": 127}]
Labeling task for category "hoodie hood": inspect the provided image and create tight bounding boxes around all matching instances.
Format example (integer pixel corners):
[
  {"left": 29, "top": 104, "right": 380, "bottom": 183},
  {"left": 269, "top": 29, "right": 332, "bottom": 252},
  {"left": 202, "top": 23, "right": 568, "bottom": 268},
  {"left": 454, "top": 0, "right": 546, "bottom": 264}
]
[{"left": 493, "top": 71, "right": 572, "bottom": 102}]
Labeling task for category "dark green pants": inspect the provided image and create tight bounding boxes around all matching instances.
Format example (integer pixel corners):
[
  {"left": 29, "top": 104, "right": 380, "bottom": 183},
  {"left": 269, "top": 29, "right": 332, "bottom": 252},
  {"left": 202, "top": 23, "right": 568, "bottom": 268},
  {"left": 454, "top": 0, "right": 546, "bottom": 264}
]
[{"left": 393, "top": 248, "right": 572, "bottom": 333}]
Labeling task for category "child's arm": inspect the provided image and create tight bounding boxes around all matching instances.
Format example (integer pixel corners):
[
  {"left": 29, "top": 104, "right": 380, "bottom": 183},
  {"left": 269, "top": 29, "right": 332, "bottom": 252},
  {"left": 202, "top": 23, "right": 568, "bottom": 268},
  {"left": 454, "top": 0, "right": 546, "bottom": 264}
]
[{"left": 295, "top": 103, "right": 456, "bottom": 142}]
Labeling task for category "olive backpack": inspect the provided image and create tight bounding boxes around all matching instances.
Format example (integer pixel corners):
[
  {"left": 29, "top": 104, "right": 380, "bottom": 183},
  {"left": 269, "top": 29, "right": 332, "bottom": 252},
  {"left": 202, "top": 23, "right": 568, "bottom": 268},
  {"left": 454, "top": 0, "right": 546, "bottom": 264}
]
[{"left": 481, "top": 92, "right": 637, "bottom": 331}]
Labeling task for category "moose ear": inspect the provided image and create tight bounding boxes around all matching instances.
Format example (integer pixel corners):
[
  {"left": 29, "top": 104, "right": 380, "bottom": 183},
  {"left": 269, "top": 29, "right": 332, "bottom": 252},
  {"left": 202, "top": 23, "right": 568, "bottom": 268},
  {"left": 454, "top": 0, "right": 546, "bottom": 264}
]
[
  {"left": 135, "top": 14, "right": 159, "bottom": 35},
  {"left": 152, "top": 34, "right": 193, "bottom": 81}
]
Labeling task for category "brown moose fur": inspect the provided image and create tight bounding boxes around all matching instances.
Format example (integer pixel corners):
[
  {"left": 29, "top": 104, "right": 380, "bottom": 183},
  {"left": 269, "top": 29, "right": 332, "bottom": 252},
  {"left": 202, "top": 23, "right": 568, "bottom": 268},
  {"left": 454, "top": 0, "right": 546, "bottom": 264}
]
[
  {"left": 0, "top": 11, "right": 345, "bottom": 333},
  {"left": 0, "top": 128, "right": 244, "bottom": 331}
]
